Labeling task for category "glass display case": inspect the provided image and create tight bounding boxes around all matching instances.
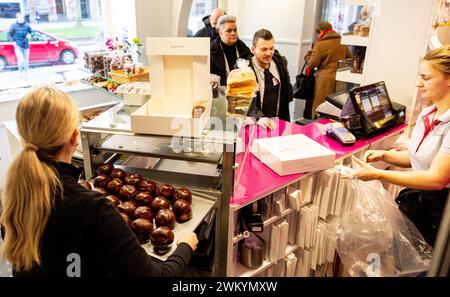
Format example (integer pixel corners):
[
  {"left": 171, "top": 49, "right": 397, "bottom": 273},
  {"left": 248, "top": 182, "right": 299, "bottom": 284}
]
[{"left": 80, "top": 87, "right": 255, "bottom": 275}]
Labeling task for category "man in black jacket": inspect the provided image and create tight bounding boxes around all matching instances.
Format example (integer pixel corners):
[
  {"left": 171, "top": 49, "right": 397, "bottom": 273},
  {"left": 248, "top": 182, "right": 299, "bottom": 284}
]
[
  {"left": 7, "top": 13, "right": 32, "bottom": 78},
  {"left": 193, "top": 8, "right": 225, "bottom": 41},
  {"left": 210, "top": 15, "right": 252, "bottom": 86},
  {"left": 249, "top": 29, "right": 293, "bottom": 127}
]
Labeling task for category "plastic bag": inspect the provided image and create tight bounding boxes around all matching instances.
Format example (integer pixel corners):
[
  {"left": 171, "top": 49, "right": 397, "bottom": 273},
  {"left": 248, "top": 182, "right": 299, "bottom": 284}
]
[
  {"left": 226, "top": 58, "right": 257, "bottom": 98},
  {"left": 335, "top": 166, "right": 433, "bottom": 277}
]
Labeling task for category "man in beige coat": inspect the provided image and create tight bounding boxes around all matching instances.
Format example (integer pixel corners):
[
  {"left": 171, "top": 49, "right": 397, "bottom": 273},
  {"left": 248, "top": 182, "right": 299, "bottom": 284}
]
[{"left": 305, "top": 21, "right": 352, "bottom": 117}]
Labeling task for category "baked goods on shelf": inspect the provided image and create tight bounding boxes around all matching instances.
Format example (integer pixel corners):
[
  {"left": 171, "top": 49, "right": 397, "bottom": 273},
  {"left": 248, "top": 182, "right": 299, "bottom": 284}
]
[
  {"left": 90, "top": 163, "right": 197, "bottom": 256},
  {"left": 226, "top": 68, "right": 257, "bottom": 98}
]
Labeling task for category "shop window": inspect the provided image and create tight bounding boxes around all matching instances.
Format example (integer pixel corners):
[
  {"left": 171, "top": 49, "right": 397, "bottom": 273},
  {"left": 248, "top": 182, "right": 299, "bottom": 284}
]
[
  {"left": 0, "top": 2, "right": 20, "bottom": 18},
  {"left": 187, "top": 0, "right": 219, "bottom": 37}
]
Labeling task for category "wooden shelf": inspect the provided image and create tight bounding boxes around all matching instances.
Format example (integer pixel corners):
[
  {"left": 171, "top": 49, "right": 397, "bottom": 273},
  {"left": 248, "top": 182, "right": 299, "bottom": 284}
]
[
  {"left": 336, "top": 70, "right": 364, "bottom": 84},
  {"left": 341, "top": 34, "right": 369, "bottom": 46}
]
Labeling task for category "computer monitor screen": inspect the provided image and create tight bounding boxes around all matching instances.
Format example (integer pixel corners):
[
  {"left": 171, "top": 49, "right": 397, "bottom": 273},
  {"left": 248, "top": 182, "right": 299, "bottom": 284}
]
[{"left": 350, "top": 81, "right": 397, "bottom": 135}]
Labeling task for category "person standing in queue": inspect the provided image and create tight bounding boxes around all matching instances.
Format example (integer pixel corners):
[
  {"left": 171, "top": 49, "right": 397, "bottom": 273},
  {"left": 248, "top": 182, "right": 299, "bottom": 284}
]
[
  {"left": 249, "top": 29, "right": 293, "bottom": 130},
  {"left": 305, "top": 21, "right": 352, "bottom": 118},
  {"left": 210, "top": 15, "right": 252, "bottom": 86},
  {"left": 194, "top": 8, "right": 225, "bottom": 42}
]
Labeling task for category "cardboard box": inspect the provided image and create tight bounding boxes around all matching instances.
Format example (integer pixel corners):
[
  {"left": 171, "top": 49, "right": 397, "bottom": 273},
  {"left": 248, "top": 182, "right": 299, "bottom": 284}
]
[
  {"left": 123, "top": 93, "right": 150, "bottom": 106},
  {"left": 131, "top": 37, "right": 211, "bottom": 136},
  {"left": 251, "top": 134, "right": 336, "bottom": 176},
  {"left": 131, "top": 99, "right": 212, "bottom": 137}
]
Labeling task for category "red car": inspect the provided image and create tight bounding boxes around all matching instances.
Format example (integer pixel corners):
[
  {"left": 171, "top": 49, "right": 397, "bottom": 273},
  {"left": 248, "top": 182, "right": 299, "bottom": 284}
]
[{"left": 0, "top": 30, "right": 79, "bottom": 71}]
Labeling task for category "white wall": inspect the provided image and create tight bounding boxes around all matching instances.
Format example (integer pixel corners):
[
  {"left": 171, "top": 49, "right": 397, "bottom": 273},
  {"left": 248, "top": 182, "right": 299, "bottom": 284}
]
[
  {"left": 103, "top": 0, "right": 137, "bottom": 40},
  {"left": 298, "top": 0, "right": 323, "bottom": 74},
  {"left": 225, "top": 0, "right": 307, "bottom": 83},
  {"left": 363, "top": 0, "right": 439, "bottom": 110}
]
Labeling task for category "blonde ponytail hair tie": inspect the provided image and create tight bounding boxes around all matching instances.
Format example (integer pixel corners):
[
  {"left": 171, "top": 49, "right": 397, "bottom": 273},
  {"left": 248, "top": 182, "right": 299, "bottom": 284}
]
[{"left": 24, "top": 143, "right": 39, "bottom": 152}]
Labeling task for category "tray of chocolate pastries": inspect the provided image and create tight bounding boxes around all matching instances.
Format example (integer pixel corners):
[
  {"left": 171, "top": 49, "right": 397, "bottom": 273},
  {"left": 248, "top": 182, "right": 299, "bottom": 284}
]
[{"left": 78, "top": 162, "right": 215, "bottom": 261}]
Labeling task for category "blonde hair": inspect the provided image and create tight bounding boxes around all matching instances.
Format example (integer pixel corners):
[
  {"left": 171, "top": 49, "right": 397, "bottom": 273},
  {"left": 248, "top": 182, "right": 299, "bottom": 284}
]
[
  {"left": 0, "top": 86, "right": 79, "bottom": 271},
  {"left": 422, "top": 45, "right": 450, "bottom": 75}
]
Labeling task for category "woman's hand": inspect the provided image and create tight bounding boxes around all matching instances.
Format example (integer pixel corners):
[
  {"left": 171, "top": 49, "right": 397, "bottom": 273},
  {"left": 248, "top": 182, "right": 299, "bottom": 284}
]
[
  {"left": 362, "top": 150, "right": 385, "bottom": 163},
  {"left": 177, "top": 232, "right": 199, "bottom": 252},
  {"left": 257, "top": 117, "right": 277, "bottom": 130},
  {"left": 352, "top": 156, "right": 381, "bottom": 181}
]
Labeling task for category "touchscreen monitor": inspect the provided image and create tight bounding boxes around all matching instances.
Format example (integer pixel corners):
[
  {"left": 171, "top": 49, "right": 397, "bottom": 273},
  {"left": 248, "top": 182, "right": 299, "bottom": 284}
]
[{"left": 349, "top": 81, "right": 397, "bottom": 135}]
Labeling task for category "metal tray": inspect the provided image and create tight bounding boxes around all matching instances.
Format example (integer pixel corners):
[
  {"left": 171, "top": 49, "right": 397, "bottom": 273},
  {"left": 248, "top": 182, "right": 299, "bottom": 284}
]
[{"left": 141, "top": 194, "right": 215, "bottom": 261}]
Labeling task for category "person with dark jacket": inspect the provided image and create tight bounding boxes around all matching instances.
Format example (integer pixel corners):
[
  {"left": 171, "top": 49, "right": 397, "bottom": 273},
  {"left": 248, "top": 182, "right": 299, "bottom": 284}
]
[
  {"left": 305, "top": 21, "right": 352, "bottom": 117},
  {"left": 248, "top": 29, "right": 293, "bottom": 127},
  {"left": 7, "top": 13, "right": 32, "bottom": 78},
  {"left": 194, "top": 8, "right": 225, "bottom": 41},
  {"left": 0, "top": 86, "right": 198, "bottom": 277},
  {"left": 210, "top": 15, "right": 252, "bottom": 86}
]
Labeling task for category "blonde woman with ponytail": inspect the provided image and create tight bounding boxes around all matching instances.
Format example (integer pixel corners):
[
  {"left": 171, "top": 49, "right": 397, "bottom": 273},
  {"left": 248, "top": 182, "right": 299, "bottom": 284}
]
[{"left": 0, "top": 86, "right": 197, "bottom": 276}]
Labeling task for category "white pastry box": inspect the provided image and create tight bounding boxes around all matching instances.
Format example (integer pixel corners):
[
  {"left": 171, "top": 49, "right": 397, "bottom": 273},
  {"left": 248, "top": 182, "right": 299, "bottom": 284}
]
[
  {"left": 251, "top": 134, "right": 336, "bottom": 176},
  {"left": 131, "top": 37, "right": 212, "bottom": 137}
]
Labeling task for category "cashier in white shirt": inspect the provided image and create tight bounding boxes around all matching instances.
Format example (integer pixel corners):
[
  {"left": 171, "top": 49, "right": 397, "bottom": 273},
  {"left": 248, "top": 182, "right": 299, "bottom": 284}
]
[
  {"left": 352, "top": 45, "right": 450, "bottom": 246},
  {"left": 248, "top": 29, "right": 293, "bottom": 130}
]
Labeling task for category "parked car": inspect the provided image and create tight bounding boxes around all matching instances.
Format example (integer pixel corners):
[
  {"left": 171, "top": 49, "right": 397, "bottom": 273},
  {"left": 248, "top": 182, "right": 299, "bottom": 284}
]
[{"left": 0, "top": 30, "right": 79, "bottom": 71}]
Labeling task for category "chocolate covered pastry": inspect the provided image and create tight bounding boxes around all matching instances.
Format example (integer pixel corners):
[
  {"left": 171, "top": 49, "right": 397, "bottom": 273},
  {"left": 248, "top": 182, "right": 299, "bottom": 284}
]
[
  {"left": 139, "top": 179, "right": 158, "bottom": 196},
  {"left": 135, "top": 191, "right": 153, "bottom": 206},
  {"left": 150, "top": 226, "right": 175, "bottom": 255},
  {"left": 134, "top": 206, "right": 154, "bottom": 221},
  {"left": 131, "top": 218, "right": 154, "bottom": 244},
  {"left": 110, "top": 168, "right": 127, "bottom": 181},
  {"left": 155, "top": 209, "right": 176, "bottom": 229},
  {"left": 173, "top": 188, "right": 192, "bottom": 205},
  {"left": 92, "top": 187, "right": 108, "bottom": 196},
  {"left": 117, "top": 201, "right": 138, "bottom": 217},
  {"left": 97, "top": 163, "right": 114, "bottom": 176},
  {"left": 94, "top": 174, "right": 111, "bottom": 188},
  {"left": 118, "top": 184, "right": 138, "bottom": 202},
  {"left": 150, "top": 196, "right": 170, "bottom": 214},
  {"left": 106, "top": 178, "right": 124, "bottom": 195},
  {"left": 106, "top": 194, "right": 120, "bottom": 206},
  {"left": 158, "top": 184, "right": 175, "bottom": 201},
  {"left": 172, "top": 199, "right": 193, "bottom": 223},
  {"left": 125, "top": 173, "right": 144, "bottom": 187},
  {"left": 120, "top": 212, "right": 131, "bottom": 226}
]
